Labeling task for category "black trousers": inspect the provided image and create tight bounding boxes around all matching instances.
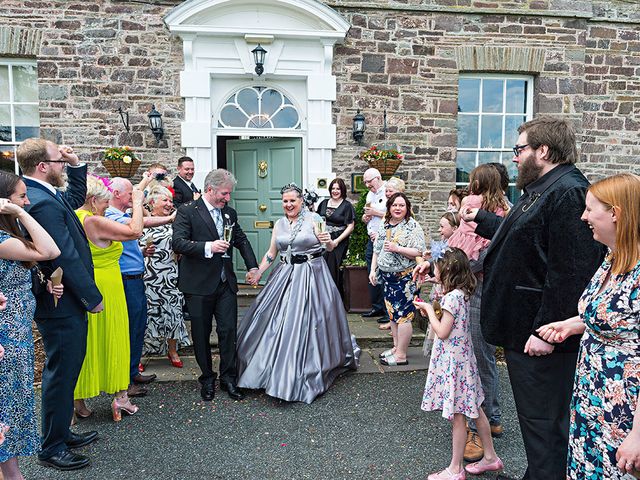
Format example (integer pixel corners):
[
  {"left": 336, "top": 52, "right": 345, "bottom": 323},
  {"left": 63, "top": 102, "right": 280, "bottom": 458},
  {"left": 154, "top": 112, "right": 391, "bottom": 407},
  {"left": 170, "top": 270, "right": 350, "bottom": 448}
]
[
  {"left": 36, "top": 314, "right": 88, "bottom": 459},
  {"left": 185, "top": 281, "right": 238, "bottom": 385},
  {"left": 504, "top": 348, "right": 578, "bottom": 480}
]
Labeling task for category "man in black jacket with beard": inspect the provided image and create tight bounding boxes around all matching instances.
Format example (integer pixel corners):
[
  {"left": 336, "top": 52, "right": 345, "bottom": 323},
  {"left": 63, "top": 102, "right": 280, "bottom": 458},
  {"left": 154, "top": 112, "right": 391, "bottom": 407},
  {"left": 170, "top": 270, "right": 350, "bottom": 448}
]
[{"left": 462, "top": 117, "right": 605, "bottom": 480}]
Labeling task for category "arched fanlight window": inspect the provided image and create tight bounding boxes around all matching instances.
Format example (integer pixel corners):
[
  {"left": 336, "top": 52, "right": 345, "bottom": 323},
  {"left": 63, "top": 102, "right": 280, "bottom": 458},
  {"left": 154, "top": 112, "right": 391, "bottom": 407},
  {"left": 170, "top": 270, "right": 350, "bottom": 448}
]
[{"left": 218, "top": 86, "right": 301, "bottom": 129}]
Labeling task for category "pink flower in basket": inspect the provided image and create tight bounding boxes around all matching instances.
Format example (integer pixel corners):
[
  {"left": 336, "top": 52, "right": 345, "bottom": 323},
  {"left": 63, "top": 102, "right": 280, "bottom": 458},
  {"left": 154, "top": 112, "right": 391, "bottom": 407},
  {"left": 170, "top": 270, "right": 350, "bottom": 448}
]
[{"left": 359, "top": 145, "right": 403, "bottom": 164}]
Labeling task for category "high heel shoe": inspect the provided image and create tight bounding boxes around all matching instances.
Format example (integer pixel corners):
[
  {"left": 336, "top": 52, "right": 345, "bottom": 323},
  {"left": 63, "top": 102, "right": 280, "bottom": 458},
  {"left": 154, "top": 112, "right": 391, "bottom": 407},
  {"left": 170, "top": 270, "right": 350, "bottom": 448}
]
[
  {"left": 168, "top": 353, "right": 183, "bottom": 368},
  {"left": 111, "top": 397, "right": 139, "bottom": 422}
]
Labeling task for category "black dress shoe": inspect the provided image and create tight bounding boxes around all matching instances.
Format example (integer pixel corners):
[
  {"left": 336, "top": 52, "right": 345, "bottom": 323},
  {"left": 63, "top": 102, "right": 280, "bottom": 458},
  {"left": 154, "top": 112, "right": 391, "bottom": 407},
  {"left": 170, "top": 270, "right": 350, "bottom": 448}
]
[
  {"left": 200, "top": 382, "right": 215, "bottom": 401},
  {"left": 376, "top": 316, "right": 389, "bottom": 323},
  {"left": 132, "top": 373, "right": 157, "bottom": 384},
  {"left": 67, "top": 431, "right": 98, "bottom": 449},
  {"left": 361, "top": 309, "right": 384, "bottom": 318},
  {"left": 220, "top": 381, "right": 245, "bottom": 401},
  {"left": 38, "top": 449, "right": 90, "bottom": 471}
]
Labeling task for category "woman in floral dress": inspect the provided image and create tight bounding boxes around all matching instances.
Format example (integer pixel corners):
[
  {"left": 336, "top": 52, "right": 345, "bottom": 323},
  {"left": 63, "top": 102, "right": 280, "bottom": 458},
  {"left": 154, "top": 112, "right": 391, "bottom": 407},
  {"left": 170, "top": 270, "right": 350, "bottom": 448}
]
[
  {"left": 538, "top": 173, "right": 640, "bottom": 479},
  {"left": 0, "top": 179, "right": 61, "bottom": 480},
  {"left": 369, "top": 192, "right": 426, "bottom": 366},
  {"left": 140, "top": 185, "right": 190, "bottom": 366}
]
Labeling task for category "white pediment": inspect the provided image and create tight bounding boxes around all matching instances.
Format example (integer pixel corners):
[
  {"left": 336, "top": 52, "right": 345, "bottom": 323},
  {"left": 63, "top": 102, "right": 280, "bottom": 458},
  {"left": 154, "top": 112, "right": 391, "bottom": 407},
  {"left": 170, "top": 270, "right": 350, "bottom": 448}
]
[{"left": 165, "top": 0, "right": 349, "bottom": 40}]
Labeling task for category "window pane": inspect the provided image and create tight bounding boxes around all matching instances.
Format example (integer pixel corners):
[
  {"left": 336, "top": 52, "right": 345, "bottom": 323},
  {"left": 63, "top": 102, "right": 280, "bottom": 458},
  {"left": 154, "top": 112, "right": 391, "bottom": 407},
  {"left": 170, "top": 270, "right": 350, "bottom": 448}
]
[
  {"left": 504, "top": 115, "right": 526, "bottom": 148},
  {"left": 478, "top": 151, "right": 501, "bottom": 164},
  {"left": 261, "top": 89, "right": 282, "bottom": 117},
  {"left": 271, "top": 107, "right": 299, "bottom": 129},
  {"left": 480, "top": 115, "right": 502, "bottom": 148},
  {"left": 456, "top": 151, "right": 476, "bottom": 184},
  {"left": 457, "top": 115, "right": 478, "bottom": 148},
  {"left": 506, "top": 80, "right": 527, "bottom": 113},
  {"left": 0, "top": 66, "right": 8, "bottom": 101},
  {"left": 482, "top": 79, "right": 503, "bottom": 113},
  {"left": 458, "top": 78, "right": 480, "bottom": 113},
  {"left": 501, "top": 153, "right": 519, "bottom": 182},
  {"left": 0, "top": 146, "right": 16, "bottom": 173},
  {"left": 0, "top": 105, "right": 11, "bottom": 141},
  {"left": 219, "top": 105, "right": 248, "bottom": 127},
  {"left": 13, "top": 64, "right": 38, "bottom": 102},
  {"left": 236, "top": 88, "right": 258, "bottom": 113},
  {"left": 14, "top": 104, "right": 40, "bottom": 141}
]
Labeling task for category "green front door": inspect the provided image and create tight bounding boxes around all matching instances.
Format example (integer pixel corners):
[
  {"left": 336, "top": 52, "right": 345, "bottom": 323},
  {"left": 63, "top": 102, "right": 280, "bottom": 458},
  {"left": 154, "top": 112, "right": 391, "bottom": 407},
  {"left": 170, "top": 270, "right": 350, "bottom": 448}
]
[{"left": 227, "top": 137, "right": 302, "bottom": 283}]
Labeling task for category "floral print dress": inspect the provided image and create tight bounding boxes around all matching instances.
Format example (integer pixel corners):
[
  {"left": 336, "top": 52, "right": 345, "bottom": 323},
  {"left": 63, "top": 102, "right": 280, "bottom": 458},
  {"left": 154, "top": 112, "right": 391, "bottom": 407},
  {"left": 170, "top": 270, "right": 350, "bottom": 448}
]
[
  {"left": 421, "top": 289, "right": 484, "bottom": 420},
  {"left": 567, "top": 258, "right": 640, "bottom": 480},
  {"left": 0, "top": 231, "right": 39, "bottom": 461}
]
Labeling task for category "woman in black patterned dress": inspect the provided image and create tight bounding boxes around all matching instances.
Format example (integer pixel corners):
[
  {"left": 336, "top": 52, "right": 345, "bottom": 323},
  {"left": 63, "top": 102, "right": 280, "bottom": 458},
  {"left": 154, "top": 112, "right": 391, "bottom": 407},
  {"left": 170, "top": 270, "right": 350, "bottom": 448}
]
[
  {"left": 316, "top": 178, "right": 355, "bottom": 293},
  {"left": 140, "top": 185, "right": 191, "bottom": 367}
]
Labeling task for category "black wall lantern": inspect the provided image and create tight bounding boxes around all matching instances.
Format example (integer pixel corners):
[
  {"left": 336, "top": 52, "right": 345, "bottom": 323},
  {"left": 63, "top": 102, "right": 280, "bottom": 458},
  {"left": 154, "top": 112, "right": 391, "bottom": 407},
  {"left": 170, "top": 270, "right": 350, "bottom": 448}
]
[
  {"left": 252, "top": 44, "right": 267, "bottom": 76},
  {"left": 352, "top": 109, "right": 366, "bottom": 145},
  {"left": 148, "top": 105, "right": 164, "bottom": 144}
]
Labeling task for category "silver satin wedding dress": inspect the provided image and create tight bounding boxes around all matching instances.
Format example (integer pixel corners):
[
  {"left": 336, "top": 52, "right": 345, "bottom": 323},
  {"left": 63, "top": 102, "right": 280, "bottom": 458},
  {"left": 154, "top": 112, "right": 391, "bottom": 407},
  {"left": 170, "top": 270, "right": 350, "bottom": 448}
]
[{"left": 236, "top": 215, "right": 357, "bottom": 404}]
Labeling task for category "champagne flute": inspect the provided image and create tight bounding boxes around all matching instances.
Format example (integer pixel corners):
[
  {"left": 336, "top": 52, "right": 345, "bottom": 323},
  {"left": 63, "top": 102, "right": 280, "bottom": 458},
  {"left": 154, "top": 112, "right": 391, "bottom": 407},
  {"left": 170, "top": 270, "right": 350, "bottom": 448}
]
[
  {"left": 316, "top": 217, "right": 326, "bottom": 246},
  {"left": 222, "top": 224, "right": 233, "bottom": 258}
]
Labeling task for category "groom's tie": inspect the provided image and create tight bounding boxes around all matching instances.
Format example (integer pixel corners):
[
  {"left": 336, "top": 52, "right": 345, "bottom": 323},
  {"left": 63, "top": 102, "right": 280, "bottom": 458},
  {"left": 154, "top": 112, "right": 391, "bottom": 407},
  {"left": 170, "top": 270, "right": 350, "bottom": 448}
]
[{"left": 211, "top": 208, "right": 226, "bottom": 282}]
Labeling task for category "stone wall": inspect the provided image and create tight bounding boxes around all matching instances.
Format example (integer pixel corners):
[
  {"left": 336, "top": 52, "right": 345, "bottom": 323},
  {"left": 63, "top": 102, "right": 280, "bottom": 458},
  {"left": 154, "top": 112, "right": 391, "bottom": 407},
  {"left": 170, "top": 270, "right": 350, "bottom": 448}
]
[
  {"left": 327, "top": 0, "right": 640, "bottom": 225},
  {"left": 0, "top": 0, "right": 639, "bottom": 228},
  {"left": 0, "top": 1, "right": 183, "bottom": 174}
]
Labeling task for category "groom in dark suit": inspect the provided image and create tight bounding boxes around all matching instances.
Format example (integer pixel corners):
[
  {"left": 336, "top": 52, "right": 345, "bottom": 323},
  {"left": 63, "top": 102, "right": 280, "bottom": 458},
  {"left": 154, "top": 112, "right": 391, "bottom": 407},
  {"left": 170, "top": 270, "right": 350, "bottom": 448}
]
[
  {"left": 17, "top": 138, "right": 103, "bottom": 471},
  {"left": 172, "top": 168, "right": 258, "bottom": 401}
]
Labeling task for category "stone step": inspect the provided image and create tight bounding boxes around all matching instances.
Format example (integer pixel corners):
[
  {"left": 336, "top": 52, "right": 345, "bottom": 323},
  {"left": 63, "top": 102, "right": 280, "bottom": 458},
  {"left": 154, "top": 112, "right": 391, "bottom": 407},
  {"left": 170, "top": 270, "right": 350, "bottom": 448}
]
[
  {"left": 173, "top": 313, "right": 424, "bottom": 357},
  {"left": 173, "top": 285, "right": 426, "bottom": 355}
]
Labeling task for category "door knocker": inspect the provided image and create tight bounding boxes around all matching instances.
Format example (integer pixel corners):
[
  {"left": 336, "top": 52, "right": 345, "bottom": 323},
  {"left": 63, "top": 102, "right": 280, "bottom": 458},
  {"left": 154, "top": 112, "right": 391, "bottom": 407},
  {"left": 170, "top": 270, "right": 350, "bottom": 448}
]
[{"left": 258, "top": 160, "right": 268, "bottom": 178}]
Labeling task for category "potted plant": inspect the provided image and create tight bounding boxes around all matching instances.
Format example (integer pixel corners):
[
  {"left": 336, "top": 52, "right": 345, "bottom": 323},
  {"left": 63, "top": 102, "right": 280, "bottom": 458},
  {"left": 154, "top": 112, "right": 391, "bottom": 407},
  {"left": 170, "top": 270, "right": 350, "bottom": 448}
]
[
  {"left": 102, "top": 145, "right": 141, "bottom": 178},
  {"left": 342, "top": 188, "right": 372, "bottom": 313},
  {"left": 359, "top": 144, "right": 403, "bottom": 179}
]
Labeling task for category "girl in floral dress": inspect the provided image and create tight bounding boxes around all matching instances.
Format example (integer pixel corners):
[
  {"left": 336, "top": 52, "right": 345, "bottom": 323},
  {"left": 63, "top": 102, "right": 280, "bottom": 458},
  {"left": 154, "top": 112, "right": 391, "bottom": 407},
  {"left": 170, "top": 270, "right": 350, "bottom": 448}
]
[
  {"left": 537, "top": 173, "right": 640, "bottom": 479},
  {"left": 415, "top": 248, "right": 503, "bottom": 480}
]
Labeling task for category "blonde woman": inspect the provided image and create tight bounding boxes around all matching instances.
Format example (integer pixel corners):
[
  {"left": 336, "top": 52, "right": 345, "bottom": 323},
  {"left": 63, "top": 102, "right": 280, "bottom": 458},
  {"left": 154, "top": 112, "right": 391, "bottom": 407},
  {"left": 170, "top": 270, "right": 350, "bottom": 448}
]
[
  {"left": 140, "top": 184, "right": 190, "bottom": 368},
  {"left": 73, "top": 175, "right": 144, "bottom": 421}
]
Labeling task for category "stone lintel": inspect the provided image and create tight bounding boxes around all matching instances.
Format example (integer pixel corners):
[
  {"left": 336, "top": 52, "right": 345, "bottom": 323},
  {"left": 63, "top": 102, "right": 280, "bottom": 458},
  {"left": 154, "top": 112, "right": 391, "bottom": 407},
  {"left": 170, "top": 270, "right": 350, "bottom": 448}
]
[
  {"left": 0, "top": 26, "right": 43, "bottom": 57},
  {"left": 455, "top": 46, "right": 546, "bottom": 73}
]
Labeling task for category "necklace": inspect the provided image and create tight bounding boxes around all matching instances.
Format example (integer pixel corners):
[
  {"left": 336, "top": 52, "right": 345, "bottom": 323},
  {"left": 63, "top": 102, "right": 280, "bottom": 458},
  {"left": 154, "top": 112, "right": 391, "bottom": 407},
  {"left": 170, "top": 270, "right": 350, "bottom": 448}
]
[{"left": 285, "top": 209, "right": 306, "bottom": 263}]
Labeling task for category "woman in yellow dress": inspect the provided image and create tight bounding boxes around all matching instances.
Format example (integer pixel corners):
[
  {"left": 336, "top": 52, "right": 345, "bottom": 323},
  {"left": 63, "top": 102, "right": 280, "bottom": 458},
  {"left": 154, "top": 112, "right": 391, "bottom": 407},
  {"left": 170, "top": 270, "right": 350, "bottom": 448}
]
[{"left": 73, "top": 175, "right": 144, "bottom": 421}]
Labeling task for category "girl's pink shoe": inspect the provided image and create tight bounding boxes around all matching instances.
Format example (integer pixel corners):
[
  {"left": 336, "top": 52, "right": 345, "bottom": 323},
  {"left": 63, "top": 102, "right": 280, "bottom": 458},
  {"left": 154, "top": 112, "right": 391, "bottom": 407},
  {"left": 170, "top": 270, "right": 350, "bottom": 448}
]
[
  {"left": 427, "top": 468, "right": 466, "bottom": 480},
  {"left": 464, "top": 457, "right": 504, "bottom": 475}
]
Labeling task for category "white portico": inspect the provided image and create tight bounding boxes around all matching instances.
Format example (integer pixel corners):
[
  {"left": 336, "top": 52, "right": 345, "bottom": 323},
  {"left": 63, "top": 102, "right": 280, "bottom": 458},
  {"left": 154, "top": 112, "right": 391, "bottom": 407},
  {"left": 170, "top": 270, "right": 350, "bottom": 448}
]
[{"left": 164, "top": 0, "right": 350, "bottom": 193}]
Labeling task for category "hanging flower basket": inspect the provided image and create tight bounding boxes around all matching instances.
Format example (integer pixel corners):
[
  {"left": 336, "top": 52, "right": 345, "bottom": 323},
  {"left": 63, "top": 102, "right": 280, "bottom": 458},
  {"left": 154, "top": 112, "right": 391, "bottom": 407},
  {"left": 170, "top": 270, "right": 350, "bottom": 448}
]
[
  {"left": 102, "top": 146, "right": 141, "bottom": 178},
  {"left": 359, "top": 145, "right": 403, "bottom": 178}
]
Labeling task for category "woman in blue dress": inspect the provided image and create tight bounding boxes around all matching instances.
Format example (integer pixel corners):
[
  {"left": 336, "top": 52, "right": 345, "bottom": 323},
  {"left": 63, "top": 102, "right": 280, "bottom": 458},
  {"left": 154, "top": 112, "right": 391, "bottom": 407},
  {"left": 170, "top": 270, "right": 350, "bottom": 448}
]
[
  {"left": 537, "top": 173, "right": 640, "bottom": 479},
  {"left": 0, "top": 172, "right": 62, "bottom": 480}
]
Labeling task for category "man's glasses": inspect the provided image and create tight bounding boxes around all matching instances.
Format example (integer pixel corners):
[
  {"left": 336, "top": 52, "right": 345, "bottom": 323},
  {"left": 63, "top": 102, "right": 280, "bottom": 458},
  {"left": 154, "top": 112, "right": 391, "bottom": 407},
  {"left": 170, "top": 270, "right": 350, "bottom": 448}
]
[
  {"left": 41, "top": 157, "right": 67, "bottom": 164},
  {"left": 512, "top": 144, "right": 529, "bottom": 157}
]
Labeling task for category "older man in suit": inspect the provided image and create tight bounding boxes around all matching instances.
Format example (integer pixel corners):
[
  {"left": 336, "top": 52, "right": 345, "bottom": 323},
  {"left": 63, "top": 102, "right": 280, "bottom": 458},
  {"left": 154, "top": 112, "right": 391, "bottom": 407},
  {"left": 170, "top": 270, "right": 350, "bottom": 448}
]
[
  {"left": 18, "top": 138, "right": 103, "bottom": 471},
  {"left": 462, "top": 117, "right": 605, "bottom": 480},
  {"left": 172, "top": 156, "right": 200, "bottom": 209},
  {"left": 172, "top": 169, "right": 258, "bottom": 401}
]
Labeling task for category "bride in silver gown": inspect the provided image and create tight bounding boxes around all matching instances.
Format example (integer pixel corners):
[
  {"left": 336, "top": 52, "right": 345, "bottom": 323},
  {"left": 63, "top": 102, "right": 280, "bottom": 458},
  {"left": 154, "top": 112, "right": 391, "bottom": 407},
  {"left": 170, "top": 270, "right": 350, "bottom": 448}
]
[{"left": 237, "top": 183, "right": 358, "bottom": 404}]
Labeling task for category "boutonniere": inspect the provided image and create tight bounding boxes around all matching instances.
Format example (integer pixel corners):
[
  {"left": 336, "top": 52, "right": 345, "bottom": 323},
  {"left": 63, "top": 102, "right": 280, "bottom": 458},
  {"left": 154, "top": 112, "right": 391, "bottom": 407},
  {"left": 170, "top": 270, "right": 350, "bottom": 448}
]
[{"left": 224, "top": 213, "right": 230, "bottom": 220}]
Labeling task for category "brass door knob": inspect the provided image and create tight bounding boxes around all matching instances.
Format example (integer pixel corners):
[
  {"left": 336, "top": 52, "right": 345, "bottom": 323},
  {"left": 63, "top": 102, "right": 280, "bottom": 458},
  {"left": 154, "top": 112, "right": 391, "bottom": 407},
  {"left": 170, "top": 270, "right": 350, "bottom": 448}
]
[{"left": 258, "top": 204, "right": 267, "bottom": 212}]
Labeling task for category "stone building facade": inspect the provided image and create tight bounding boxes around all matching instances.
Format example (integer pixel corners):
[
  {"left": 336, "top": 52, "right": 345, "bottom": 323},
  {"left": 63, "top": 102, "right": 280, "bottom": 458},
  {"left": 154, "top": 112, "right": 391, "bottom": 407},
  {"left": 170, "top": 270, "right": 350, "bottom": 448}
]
[{"left": 0, "top": 0, "right": 639, "bottom": 230}]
